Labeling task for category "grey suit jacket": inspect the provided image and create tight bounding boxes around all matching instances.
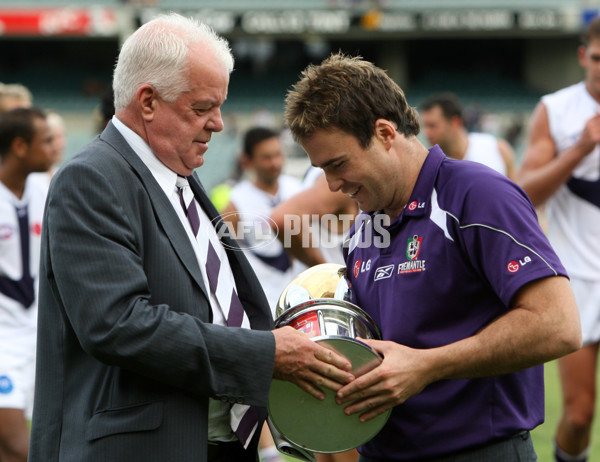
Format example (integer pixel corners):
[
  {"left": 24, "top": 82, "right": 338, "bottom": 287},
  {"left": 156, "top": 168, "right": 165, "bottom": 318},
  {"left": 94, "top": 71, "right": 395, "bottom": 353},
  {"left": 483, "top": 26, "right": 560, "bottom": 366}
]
[{"left": 29, "top": 122, "right": 275, "bottom": 462}]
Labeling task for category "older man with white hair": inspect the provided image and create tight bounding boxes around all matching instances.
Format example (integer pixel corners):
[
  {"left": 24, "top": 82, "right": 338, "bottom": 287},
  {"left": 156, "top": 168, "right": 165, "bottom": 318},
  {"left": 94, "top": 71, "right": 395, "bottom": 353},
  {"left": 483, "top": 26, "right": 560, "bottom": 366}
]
[{"left": 29, "top": 13, "right": 354, "bottom": 462}]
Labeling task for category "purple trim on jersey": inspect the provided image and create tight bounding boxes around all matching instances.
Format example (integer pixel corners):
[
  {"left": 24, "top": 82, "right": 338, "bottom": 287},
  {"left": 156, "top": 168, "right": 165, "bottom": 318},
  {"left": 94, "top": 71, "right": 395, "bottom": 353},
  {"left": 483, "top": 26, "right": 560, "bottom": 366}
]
[
  {"left": 344, "top": 146, "right": 567, "bottom": 460},
  {"left": 0, "top": 205, "right": 34, "bottom": 308}
]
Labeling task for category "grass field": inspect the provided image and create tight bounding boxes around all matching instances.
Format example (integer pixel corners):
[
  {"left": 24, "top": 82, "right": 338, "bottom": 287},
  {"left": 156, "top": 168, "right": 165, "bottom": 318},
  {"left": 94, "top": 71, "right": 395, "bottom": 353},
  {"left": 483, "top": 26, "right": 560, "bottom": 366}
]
[
  {"left": 279, "top": 358, "right": 600, "bottom": 461},
  {"left": 532, "top": 358, "right": 600, "bottom": 461}
]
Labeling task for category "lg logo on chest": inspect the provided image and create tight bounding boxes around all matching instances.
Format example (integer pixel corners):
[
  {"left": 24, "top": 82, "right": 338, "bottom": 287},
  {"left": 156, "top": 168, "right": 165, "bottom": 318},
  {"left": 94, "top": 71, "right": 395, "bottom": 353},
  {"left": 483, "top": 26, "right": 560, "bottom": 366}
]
[
  {"left": 407, "top": 201, "right": 426, "bottom": 211},
  {"left": 353, "top": 259, "right": 371, "bottom": 278}
]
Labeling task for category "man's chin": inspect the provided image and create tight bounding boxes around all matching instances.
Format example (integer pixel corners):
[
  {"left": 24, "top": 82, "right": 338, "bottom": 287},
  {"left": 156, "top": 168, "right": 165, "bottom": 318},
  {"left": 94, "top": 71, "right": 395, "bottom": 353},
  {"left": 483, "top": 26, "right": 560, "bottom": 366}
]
[{"left": 189, "top": 151, "right": 206, "bottom": 170}]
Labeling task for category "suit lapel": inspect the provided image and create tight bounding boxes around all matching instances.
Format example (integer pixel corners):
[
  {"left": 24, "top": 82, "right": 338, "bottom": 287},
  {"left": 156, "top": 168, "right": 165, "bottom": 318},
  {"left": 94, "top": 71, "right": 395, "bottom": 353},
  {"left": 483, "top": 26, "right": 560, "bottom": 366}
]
[{"left": 99, "top": 123, "right": 209, "bottom": 300}]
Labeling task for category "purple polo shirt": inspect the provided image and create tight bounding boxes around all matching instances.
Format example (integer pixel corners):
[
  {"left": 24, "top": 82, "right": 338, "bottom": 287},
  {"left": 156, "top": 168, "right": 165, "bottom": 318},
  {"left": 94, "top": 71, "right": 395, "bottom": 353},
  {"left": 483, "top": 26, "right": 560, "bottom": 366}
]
[{"left": 344, "top": 146, "right": 567, "bottom": 460}]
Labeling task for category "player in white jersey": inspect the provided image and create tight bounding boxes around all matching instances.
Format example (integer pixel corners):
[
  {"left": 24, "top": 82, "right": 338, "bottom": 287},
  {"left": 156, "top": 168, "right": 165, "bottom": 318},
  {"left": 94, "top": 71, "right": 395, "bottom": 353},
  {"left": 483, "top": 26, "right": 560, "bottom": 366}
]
[
  {"left": 226, "top": 177, "right": 301, "bottom": 312},
  {"left": 0, "top": 107, "right": 53, "bottom": 462},
  {"left": 27, "top": 111, "right": 66, "bottom": 192},
  {"left": 223, "top": 127, "right": 302, "bottom": 315},
  {"left": 420, "top": 92, "right": 516, "bottom": 180},
  {"left": 518, "top": 17, "right": 600, "bottom": 462}
]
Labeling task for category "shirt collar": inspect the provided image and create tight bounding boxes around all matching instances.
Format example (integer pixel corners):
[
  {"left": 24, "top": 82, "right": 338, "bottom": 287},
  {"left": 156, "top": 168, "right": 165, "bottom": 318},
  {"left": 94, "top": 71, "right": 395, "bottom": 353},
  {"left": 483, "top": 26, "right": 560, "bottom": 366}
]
[
  {"left": 402, "top": 144, "right": 445, "bottom": 219},
  {"left": 111, "top": 115, "right": 178, "bottom": 198}
]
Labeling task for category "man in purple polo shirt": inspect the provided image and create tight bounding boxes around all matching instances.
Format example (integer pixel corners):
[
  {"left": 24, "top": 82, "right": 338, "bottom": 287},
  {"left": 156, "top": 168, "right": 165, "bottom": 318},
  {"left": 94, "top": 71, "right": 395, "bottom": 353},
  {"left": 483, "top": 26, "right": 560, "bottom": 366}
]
[{"left": 283, "top": 53, "right": 582, "bottom": 461}]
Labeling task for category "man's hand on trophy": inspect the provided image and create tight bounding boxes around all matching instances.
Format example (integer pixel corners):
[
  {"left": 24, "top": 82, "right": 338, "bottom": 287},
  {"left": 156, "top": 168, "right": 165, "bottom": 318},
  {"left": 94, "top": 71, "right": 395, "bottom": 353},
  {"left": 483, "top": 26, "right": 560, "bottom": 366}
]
[
  {"left": 272, "top": 326, "right": 355, "bottom": 400},
  {"left": 335, "top": 339, "right": 433, "bottom": 422}
]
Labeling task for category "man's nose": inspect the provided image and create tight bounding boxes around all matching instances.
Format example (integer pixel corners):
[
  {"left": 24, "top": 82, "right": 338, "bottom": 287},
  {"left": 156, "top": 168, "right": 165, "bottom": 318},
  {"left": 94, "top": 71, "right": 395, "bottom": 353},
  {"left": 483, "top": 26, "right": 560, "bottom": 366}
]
[
  {"left": 326, "top": 175, "right": 343, "bottom": 193},
  {"left": 207, "top": 108, "right": 224, "bottom": 132}
]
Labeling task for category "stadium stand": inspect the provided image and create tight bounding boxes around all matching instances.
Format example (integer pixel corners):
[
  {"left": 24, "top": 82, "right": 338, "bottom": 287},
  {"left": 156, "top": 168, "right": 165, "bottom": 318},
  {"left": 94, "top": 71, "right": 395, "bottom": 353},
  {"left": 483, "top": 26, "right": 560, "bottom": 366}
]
[{"left": 0, "top": 0, "right": 589, "bottom": 188}]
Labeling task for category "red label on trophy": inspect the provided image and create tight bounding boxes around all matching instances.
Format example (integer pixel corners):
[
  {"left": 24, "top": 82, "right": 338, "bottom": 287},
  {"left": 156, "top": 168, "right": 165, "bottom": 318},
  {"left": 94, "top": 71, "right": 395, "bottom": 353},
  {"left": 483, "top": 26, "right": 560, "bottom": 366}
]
[{"left": 292, "top": 311, "right": 320, "bottom": 336}]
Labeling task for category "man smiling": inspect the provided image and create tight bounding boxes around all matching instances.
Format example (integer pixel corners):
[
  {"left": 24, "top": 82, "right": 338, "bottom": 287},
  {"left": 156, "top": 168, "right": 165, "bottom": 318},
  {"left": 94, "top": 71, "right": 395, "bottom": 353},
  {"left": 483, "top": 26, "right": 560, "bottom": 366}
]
[{"left": 284, "top": 53, "right": 582, "bottom": 462}]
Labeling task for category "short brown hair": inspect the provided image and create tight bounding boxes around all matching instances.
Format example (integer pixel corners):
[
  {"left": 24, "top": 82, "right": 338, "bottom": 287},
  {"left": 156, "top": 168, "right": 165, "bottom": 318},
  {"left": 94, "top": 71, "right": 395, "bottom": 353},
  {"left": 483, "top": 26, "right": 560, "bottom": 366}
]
[
  {"left": 419, "top": 92, "right": 463, "bottom": 121},
  {"left": 285, "top": 53, "right": 420, "bottom": 149},
  {"left": 0, "top": 107, "right": 46, "bottom": 158}
]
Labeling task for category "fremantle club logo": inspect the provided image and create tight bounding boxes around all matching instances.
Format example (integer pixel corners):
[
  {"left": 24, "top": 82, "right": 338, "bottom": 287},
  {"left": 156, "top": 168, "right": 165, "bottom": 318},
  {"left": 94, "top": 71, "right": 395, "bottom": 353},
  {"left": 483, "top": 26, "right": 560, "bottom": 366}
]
[
  {"left": 406, "top": 235, "right": 422, "bottom": 261},
  {"left": 398, "top": 234, "right": 426, "bottom": 274}
]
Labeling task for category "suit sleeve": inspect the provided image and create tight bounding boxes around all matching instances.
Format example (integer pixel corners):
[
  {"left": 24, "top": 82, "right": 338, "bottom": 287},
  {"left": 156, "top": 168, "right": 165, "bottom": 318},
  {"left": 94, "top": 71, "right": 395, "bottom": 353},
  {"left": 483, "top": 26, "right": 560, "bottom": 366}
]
[{"left": 45, "top": 159, "right": 275, "bottom": 406}]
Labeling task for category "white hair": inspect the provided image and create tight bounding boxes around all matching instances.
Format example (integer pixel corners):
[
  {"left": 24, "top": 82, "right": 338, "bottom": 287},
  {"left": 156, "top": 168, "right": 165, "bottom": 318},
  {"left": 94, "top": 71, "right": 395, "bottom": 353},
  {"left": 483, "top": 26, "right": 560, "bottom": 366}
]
[{"left": 113, "top": 13, "right": 234, "bottom": 110}]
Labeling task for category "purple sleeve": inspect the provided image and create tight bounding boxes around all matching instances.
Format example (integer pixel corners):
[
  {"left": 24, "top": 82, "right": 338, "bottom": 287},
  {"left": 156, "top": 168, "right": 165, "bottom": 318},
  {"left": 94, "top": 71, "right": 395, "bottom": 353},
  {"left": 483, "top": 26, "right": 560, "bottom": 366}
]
[{"left": 449, "top": 173, "right": 567, "bottom": 307}]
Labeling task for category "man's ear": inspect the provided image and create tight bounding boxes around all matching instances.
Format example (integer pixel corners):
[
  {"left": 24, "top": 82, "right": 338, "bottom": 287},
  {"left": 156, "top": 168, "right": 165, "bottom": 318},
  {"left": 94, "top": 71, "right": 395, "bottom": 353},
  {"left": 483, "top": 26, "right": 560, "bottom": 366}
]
[
  {"left": 138, "top": 84, "right": 158, "bottom": 121},
  {"left": 450, "top": 115, "right": 463, "bottom": 130},
  {"left": 239, "top": 153, "right": 252, "bottom": 170},
  {"left": 374, "top": 119, "right": 397, "bottom": 149},
  {"left": 578, "top": 45, "right": 587, "bottom": 68},
  {"left": 11, "top": 137, "right": 28, "bottom": 159}
]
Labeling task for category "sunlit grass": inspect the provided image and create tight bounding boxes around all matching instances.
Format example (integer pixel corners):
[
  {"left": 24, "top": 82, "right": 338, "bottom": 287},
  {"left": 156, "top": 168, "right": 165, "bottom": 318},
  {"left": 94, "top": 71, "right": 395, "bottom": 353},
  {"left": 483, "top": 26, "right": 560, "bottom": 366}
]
[{"left": 532, "top": 359, "right": 600, "bottom": 461}]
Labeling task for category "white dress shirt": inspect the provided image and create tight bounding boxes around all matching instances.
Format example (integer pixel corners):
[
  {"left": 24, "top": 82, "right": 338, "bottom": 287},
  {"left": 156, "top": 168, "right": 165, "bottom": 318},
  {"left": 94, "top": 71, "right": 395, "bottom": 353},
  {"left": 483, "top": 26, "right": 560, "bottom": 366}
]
[{"left": 111, "top": 116, "right": 236, "bottom": 442}]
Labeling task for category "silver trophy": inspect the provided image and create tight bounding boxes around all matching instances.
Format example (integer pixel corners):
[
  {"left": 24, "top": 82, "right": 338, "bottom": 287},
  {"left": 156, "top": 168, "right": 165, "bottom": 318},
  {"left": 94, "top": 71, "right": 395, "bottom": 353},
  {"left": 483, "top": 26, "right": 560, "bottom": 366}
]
[{"left": 268, "top": 263, "right": 391, "bottom": 459}]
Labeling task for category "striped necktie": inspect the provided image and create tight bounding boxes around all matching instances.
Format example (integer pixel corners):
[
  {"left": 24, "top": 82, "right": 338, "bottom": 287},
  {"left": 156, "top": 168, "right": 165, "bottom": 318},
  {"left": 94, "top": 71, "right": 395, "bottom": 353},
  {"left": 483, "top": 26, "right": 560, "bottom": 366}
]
[
  {"left": 175, "top": 176, "right": 258, "bottom": 448},
  {"left": 177, "top": 176, "right": 200, "bottom": 236}
]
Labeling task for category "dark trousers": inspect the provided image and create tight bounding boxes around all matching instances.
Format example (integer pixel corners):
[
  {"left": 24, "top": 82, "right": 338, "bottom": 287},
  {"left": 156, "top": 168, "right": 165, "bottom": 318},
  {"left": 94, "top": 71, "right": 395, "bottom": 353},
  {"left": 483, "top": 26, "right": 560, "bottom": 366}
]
[
  {"left": 358, "top": 431, "right": 536, "bottom": 462},
  {"left": 207, "top": 441, "right": 259, "bottom": 462}
]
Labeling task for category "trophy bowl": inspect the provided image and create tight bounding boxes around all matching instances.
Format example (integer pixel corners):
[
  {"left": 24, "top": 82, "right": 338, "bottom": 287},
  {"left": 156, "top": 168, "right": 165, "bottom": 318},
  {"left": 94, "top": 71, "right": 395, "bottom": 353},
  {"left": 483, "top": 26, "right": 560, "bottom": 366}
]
[{"left": 269, "top": 264, "right": 391, "bottom": 454}]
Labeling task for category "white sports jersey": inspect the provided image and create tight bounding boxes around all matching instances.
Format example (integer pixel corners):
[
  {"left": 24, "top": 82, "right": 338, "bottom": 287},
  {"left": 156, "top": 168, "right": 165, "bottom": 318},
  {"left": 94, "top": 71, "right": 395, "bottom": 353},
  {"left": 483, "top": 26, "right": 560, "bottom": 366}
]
[
  {"left": 465, "top": 132, "right": 506, "bottom": 176},
  {"left": 542, "top": 81, "right": 600, "bottom": 280},
  {"left": 26, "top": 171, "right": 52, "bottom": 195},
  {"left": 302, "top": 166, "right": 346, "bottom": 266},
  {"left": 229, "top": 175, "right": 302, "bottom": 315},
  {"left": 0, "top": 175, "right": 46, "bottom": 362}
]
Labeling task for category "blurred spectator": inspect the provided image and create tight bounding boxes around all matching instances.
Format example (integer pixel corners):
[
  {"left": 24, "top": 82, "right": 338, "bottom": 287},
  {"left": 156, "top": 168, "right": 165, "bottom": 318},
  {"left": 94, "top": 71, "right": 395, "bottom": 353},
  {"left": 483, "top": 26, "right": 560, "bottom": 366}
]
[
  {"left": 504, "top": 116, "right": 525, "bottom": 149},
  {"left": 0, "top": 83, "right": 32, "bottom": 114},
  {"left": 0, "top": 107, "right": 54, "bottom": 462},
  {"left": 518, "top": 16, "right": 600, "bottom": 462},
  {"left": 222, "top": 127, "right": 302, "bottom": 312},
  {"left": 28, "top": 111, "right": 67, "bottom": 191},
  {"left": 46, "top": 111, "right": 66, "bottom": 173},
  {"left": 419, "top": 92, "right": 516, "bottom": 180},
  {"left": 463, "top": 102, "right": 483, "bottom": 132}
]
